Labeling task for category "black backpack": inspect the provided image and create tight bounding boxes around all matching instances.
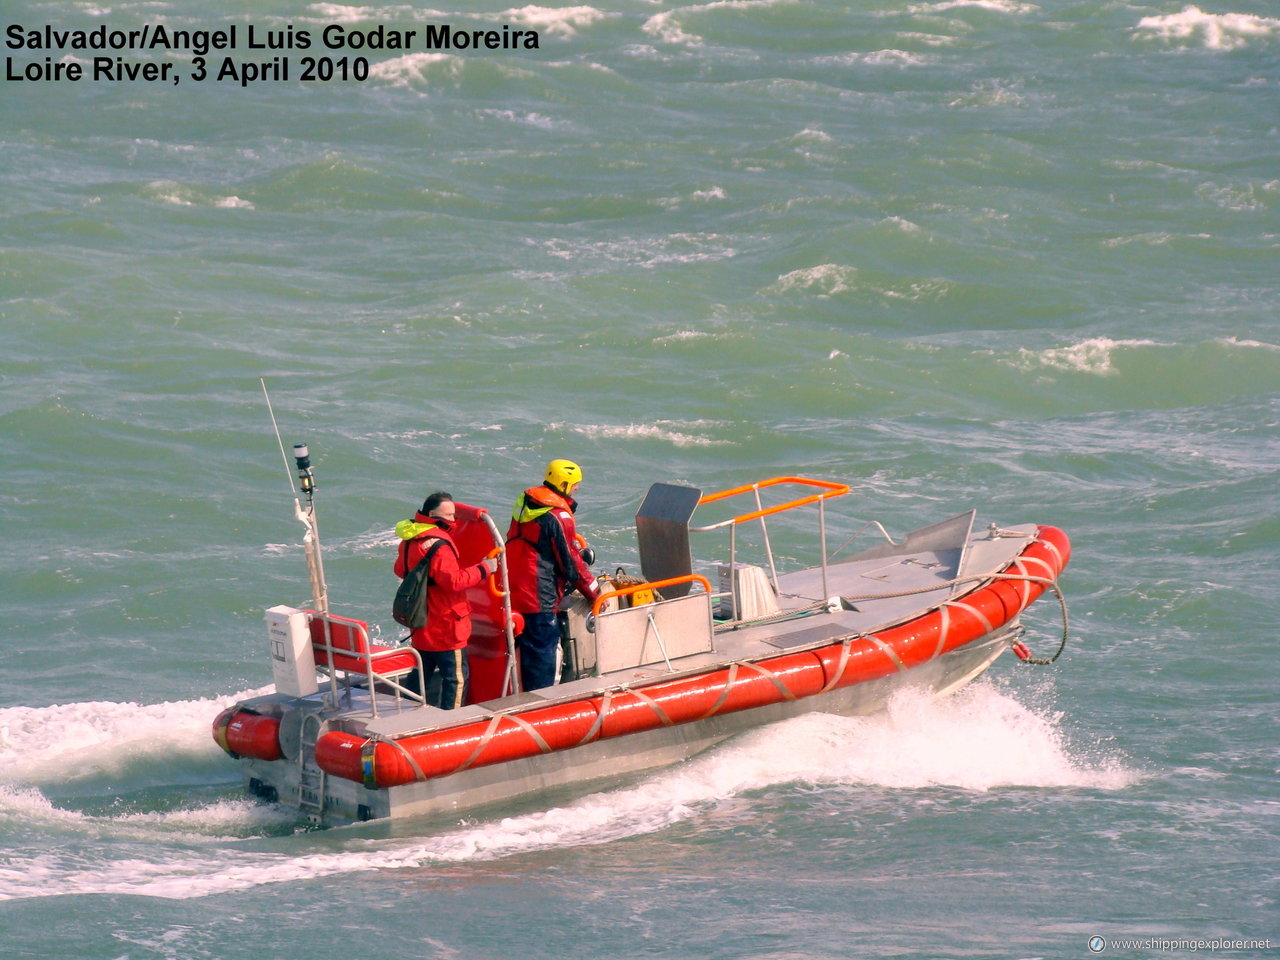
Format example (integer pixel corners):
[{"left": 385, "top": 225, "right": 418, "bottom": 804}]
[{"left": 392, "top": 538, "right": 446, "bottom": 630}]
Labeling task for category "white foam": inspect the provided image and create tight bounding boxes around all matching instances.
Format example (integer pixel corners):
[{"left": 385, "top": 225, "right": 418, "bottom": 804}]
[
  {"left": 306, "top": 4, "right": 433, "bottom": 23},
  {"left": 794, "top": 128, "right": 833, "bottom": 142},
  {"left": 366, "top": 52, "right": 459, "bottom": 89},
  {"left": 653, "top": 329, "right": 719, "bottom": 343},
  {"left": 551, "top": 420, "right": 732, "bottom": 448},
  {"left": 114, "top": 798, "right": 302, "bottom": 836},
  {"left": 1134, "top": 5, "right": 1279, "bottom": 51},
  {"left": 1216, "top": 336, "right": 1280, "bottom": 352},
  {"left": 860, "top": 48, "right": 929, "bottom": 67},
  {"left": 496, "top": 5, "right": 606, "bottom": 37},
  {"left": 308, "top": 4, "right": 373, "bottom": 22},
  {"left": 0, "top": 688, "right": 267, "bottom": 786},
  {"left": 879, "top": 215, "right": 923, "bottom": 232},
  {"left": 144, "top": 181, "right": 195, "bottom": 206},
  {"left": 0, "top": 782, "right": 292, "bottom": 842},
  {"left": 1009, "top": 337, "right": 1161, "bottom": 375},
  {"left": 766, "top": 263, "right": 860, "bottom": 297},
  {"left": 641, "top": 11, "right": 701, "bottom": 46},
  {"left": 641, "top": 0, "right": 792, "bottom": 46},
  {"left": 949, "top": 77, "right": 1026, "bottom": 108},
  {"left": 140, "top": 182, "right": 255, "bottom": 210},
  {"left": 0, "top": 782, "right": 87, "bottom": 825},
  {"left": 765, "top": 264, "right": 950, "bottom": 302},
  {"left": 537, "top": 233, "right": 738, "bottom": 269},
  {"left": 1197, "top": 179, "right": 1271, "bottom": 212},
  {"left": 1101, "top": 231, "right": 1211, "bottom": 247},
  {"left": 900, "top": 30, "right": 964, "bottom": 47},
  {"left": 655, "top": 186, "right": 727, "bottom": 209},
  {"left": 479, "top": 109, "right": 575, "bottom": 131},
  {"left": 0, "top": 682, "right": 1132, "bottom": 901},
  {"left": 909, "top": 0, "right": 1038, "bottom": 14}
]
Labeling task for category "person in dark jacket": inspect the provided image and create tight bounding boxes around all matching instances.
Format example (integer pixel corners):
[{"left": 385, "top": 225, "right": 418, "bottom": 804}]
[
  {"left": 394, "top": 491, "right": 490, "bottom": 708},
  {"left": 505, "top": 459, "right": 599, "bottom": 691}
]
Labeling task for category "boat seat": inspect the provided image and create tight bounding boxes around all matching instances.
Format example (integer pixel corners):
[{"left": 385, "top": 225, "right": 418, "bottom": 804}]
[{"left": 307, "top": 611, "right": 425, "bottom": 706}]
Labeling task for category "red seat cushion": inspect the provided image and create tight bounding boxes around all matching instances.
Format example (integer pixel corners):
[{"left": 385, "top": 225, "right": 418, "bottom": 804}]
[
  {"left": 308, "top": 612, "right": 417, "bottom": 676},
  {"left": 314, "top": 646, "right": 418, "bottom": 676},
  {"left": 308, "top": 614, "right": 369, "bottom": 654}
]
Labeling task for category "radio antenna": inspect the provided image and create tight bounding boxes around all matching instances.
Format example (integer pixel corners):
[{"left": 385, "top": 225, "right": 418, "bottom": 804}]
[
  {"left": 260, "top": 378, "right": 328, "bottom": 613},
  {"left": 262, "top": 378, "right": 298, "bottom": 498}
]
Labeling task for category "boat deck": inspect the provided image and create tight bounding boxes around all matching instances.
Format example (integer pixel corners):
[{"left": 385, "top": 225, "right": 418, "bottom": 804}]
[{"left": 316, "top": 519, "right": 1038, "bottom": 742}]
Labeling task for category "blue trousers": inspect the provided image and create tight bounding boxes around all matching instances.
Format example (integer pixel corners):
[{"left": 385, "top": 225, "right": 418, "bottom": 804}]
[
  {"left": 516, "top": 612, "right": 561, "bottom": 691},
  {"left": 406, "top": 648, "right": 469, "bottom": 709}
]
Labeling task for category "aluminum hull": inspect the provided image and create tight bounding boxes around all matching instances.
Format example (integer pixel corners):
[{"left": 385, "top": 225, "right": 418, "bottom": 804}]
[{"left": 237, "top": 624, "right": 1015, "bottom": 824}]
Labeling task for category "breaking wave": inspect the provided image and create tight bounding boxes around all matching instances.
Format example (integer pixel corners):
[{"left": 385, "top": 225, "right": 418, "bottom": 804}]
[
  {"left": 1134, "top": 6, "right": 1280, "bottom": 51},
  {"left": 0, "top": 689, "right": 266, "bottom": 786}
]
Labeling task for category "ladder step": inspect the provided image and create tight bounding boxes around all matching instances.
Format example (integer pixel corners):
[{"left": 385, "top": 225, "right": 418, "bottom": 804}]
[{"left": 297, "top": 715, "right": 327, "bottom": 815}]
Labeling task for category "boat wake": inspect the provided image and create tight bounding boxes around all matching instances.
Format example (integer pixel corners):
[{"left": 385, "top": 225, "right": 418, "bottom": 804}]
[
  {"left": 0, "top": 687, "right": 269, "bottom": 788},
  {"left": 0, "top": 681, "right": 1132, "bottom": 902}
]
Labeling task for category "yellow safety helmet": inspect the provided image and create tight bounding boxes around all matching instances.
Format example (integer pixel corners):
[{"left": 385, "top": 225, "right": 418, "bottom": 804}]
[{"left": 545, "top": 458, "right": 583, "bottom": 495}]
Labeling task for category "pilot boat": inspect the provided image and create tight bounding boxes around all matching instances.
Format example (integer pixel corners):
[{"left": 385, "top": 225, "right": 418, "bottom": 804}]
[{"left": 213, "top": 447, "right": 1070, "bottom": 825}]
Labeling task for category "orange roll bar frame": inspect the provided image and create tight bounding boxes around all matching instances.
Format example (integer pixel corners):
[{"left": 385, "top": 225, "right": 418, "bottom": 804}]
[
  {"left": 694, "top": 476, "right": 850, "bottom": 529},
  {"left": 593, "top": 574, "right": 713, "bottom": 617}
]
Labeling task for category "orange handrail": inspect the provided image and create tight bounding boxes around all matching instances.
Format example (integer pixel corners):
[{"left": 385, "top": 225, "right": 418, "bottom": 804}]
[
  {"left": 484, "top": 546, "right": 506, "bottom": 597},
  {"left": 592, "top": 574, "right": 713, "bottom": 616},
  {"left": 694, "top": 476, "right": 850, "bottom": 528}
]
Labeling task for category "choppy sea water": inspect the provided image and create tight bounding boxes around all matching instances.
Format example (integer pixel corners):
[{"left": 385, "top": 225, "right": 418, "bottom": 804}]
[{"left": 2, "top": 0, "right": 1277, "bottom": 957}]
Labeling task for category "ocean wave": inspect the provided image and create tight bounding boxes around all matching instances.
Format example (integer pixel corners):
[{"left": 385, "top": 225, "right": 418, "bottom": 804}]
[
  {"left": 113, "top": 798, "right": 303, "bottom": 835},
  {"left": 1134, "top": 5, "right": 1280, "bottom": 51},
  {"left": 1101, "top": 231, "right": 1212, "bottom": 248},
  {"left": 1010, "top": 337, "right": 1163, "bottom": 376},
  {"left": 478, "top": 108, "right": 581, "bottom": 132},
  {"left": 140, "top": 181, "right": 255, "bottom": 210},
  {"left": 303, "top": 3, "right": 606, "bottom": 37},
  {"left": 365, "top": 51, "right": 461, "bottom": 89},
  {"left": 536, "top": 232, "right": 739, "bottom": 271},
  {"left": 1216, "top": 335, "right": 1279, "bottom": 352},
  {"left": 908, "top": 0, "right": 1038, "bottom": 15},
  {"left": 763, "top": 264, "right": 950, "bottom": 302},
  {"left": 858, "top": 48, "right": 931, "bottom": 66},
  {"left": 1005, "top": 336, "right": 1280, "bottom": 378},
  {"left": 948, "top": 76, "right": 1027, "bottom": 108},
  {"left": 0, "top": 688, "right": 268, "bottom": 786},
  {"left": 766, "top": 263, "right": 860, "bottom": 297},
  {"left": 655, "top": 186, "right": 728, "bottom": 210},
  {"left": 652, "top": 329, "right": 721, "bottom": 344},
  {"left": 551, "top": 420, "right": 734, "bottom": 448},
  {"left": 641, "top": 0, "right": 796, "bottom": 48},
  {"left": 1196, "top": 178, "right": 1277, "bottom": 213},
  {"left": 492, "top": 5, "right": 607, "bottom": 38},
  {"left": 0, "top": 781, "right": 294, "bottom": 841}
]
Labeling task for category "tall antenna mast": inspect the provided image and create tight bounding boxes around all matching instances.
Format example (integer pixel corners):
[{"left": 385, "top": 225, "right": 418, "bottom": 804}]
[{"left": 262, "top": 379, "right": 329, "bottom": 614}]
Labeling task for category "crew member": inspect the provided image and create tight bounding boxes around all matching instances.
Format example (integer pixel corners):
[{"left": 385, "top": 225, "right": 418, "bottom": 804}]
[
  {"left": 394, "top": 491, "right": 490, "bottom": 709},
  {"left": 506, "top": 459, "right": 600, "bottom": 691}
]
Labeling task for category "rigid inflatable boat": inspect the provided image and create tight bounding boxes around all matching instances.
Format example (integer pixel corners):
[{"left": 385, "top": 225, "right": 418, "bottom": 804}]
[{"left": 214, "top": 450, "right": 1070, "bottom": 825}]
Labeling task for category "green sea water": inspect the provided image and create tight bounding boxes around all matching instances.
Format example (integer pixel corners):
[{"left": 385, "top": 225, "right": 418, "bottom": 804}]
[{"left": 2, "top": 1, "right": 1278, "bottom": 957}]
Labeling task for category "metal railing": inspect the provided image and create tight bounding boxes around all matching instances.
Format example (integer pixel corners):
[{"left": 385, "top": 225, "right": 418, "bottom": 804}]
[
  {"left": 590, "top": 575, "right": 715, "bottom": 673},
  {"left": 689, "top": 477, "right": 851, "bottom": 620},
  {"left": 309, "top": 611, "right": 425, "bottom": 716}
]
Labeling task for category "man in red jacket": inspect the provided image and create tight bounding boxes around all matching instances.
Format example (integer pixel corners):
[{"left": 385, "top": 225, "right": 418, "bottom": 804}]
[
  {"left": 506, "top": 459, "right": 600, "bottom": 691},
  {"left": 394, "top": 491, "right": 490, "bottom": 708}
]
